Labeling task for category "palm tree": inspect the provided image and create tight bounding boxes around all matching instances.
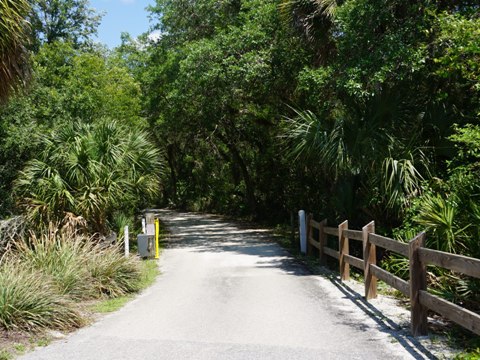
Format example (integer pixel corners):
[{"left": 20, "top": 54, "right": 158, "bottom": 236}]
[
  {"left": 0, "top": 0, "right": 31, "bottom": 102},
  {"left": 282, "top": 101, "right": 430, "bottom": 220},
  {"left": 279, "top": 0, "right": 338, "bottom": 64},
  {"left": 15, "top": 120, "right": 163, "bottom": 234}
]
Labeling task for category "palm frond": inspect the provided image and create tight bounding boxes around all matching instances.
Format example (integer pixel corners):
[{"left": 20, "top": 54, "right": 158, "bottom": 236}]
[
  {"left": 15, "top": 119, "right": 163, "bottom": 233},
  {"left": 414, "top": 194, "right": 467, "bottom": 253},
  {"left": 282, "top": 108, "right": 350, "bottom": 178},
  {"left": 279, "top": 0, "right": 337, "bottom": 41},
  {"left": 0, "top": 0, "right": 31, "bottom": 102},
  {"left": 382, "top": 154, "right": 424, "bottom": 209}
]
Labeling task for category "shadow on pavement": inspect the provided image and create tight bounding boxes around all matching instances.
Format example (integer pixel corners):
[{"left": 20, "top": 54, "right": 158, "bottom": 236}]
[
  {"left": 327, "top": 276, "right": 437, "bottom": 360},
  {"left": 158, "top": 209, "right": 439, "bottom": 360}
]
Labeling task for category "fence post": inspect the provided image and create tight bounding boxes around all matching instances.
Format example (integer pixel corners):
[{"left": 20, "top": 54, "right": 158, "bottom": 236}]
[
  {"left": 124, "top": 225, "right": 129, "bottom": 257},
  {"left": 306, "top": 213, "right": 313, "bottom": 256},
  {"left": 319, "top": 219, "right": 327, "bottom": 265},
  {"left": 409, "top": 232, "right": 428, "bottom": 336},
  {"left": 362, "top": 221, "right": 377, "bottom": 300},
  {"left": 339, "top": 220, "right": 349, "bottom": 281}
]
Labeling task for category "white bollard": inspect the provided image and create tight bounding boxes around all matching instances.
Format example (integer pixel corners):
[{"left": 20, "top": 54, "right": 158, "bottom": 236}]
[
  {"left": 124, "top": 225, "right": 129, "bottom": 257},
  {"left": 142, "top": 218, "right": 146, "bottom": 234},
  {"left": 299, "top": 210, "right": 307, "bottom": 254}
]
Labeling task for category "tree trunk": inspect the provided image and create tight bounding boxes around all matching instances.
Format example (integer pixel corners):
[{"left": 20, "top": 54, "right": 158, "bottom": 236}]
[
  {"left": 216, "top": 132, "right": 257, "bottom": 217},
  {"left": 166, "top": 144, "right": 177, "bottom": 203}
]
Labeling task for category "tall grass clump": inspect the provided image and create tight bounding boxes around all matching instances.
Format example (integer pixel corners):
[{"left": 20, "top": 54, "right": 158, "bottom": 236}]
[
  {"left": 0, "top": 260, "right": 83, "bottom": 331},
  {"left": 87, "top": 245, "right": 142, "bottom": 298},
  {"left": 14, "top": 232, "right": 93, "bottom": 300},
  {"left": 0, "top": 219, "right": 146, "bottom": 332},
  {"left": 14, "top": 227, "right": 142, "bottom": 300}
]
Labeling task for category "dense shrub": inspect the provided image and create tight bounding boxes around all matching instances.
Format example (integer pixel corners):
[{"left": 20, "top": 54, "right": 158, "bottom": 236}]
[
  {"left": 0, "top": 223, "right": 146, "bottom": 331},
  {"left": 87, "top": 247, "right": 142, "bottom": 297},
  {"left": 14, "top": 232, "right": 94, "bottom": 299},
  {"left": 14, "top": 229, "right": 142, "bottom": 300},
  {"left": 0, "top": 260, "right": 84, "bottom": 331}
]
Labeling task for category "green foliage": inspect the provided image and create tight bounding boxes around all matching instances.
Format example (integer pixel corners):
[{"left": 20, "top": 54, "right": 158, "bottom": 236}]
[
  {"left": 86, "top": 245, "right": 142, "bottom": 297},
  {"left": 0, "top": 349, "right": 12, "bottom": 360},
  {"left": 15, "top": 120, "right": 161, "bottom": 233},
  {"left": 0, "top": 0, "right": 163, "bottom": 340},
  {"left": 0, "top": 0, "right": 30, "bottom": 101},
  {"left": 382, "top": 154, "right": 425, "bottom": 210},
  {"left": 454, "top": 349, "right": 480, "bottom": 360},
  {"left": 386, "top": 123, "right": 480, "bottom": 311},
  {"left": 28, "top": 0, "right": 102, "bottom": 50},
  {"left": 111, "top": 212, "right": 134, "bottom": 241},
  {"left": 14, "top": 231, "right": 95, "bottom": 299},
  {"left": 90, "top": 259, "right": 159, "bottom": 313},
  {"left": 139, "top": 0, "right": 479, "bottom": 230},
  {"left": 283, "top": 108, "right": 350, "bottom": 178},
  {"left": 141, "top": 0, "right": 308, "bottom": 218},
  {"left": 449, "top": 124, "right": 480, "bottom": 161},
  {"left": 13, "top": 226, "right": 143, "bottom": 299},
  {"left": 0, "top": 259, "right": 84, "bottom": 331},
  {"left": 0, "top": 41, "right": 147, "bottom": 218},
  {"left": 433, "top": 13, "right": 480, "bottom": 103},
  {"left": 91, "top": 295, "right": 133, "bottom": 313},
  {"left": 334, "top": 0, "right": 429, "bottom": 98},
  {"left": 138, "top": 259, "right": 160, "bottom": 290},
  {"left": 32, "top": 42, "right": 142, "bottom": 124},
  {"left": 148, "top": 0, "right": 242, "bottom": 42},
  {"left": 0, "top": 220, "right": 154, "bottom": 332},
  {"left": 414, "top": 194, "right": 465, "bottom": 254}
]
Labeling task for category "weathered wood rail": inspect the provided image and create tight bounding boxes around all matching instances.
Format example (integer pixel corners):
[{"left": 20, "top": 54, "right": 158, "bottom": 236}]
[{"left": 306, "top": 216, "right": 480, "bottom": 337}]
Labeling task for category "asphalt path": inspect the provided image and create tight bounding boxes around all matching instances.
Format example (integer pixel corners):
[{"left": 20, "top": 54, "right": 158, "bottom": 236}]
[{"left": 20, "top": 210, "right": 422, "bottom": 360}]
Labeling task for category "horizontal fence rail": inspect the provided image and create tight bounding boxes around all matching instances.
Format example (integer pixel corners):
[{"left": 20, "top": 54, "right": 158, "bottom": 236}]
[
  {"left": 304, "top": 214, "right": 480, "bottom": 337},
  {"left": 418, "top": 248, "right": 480, "bottom": 278},
  {"left": 343, "top": 229, "right": 363, "bottom": 241}
]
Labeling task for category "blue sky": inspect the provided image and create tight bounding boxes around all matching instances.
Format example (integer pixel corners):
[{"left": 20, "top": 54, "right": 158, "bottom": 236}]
[{"left": 90, "top": 0, "right": 156, "bottom": 48}]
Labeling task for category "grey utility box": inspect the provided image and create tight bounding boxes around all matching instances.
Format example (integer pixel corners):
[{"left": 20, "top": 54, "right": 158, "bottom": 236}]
[{"left": 137, "top": 234, "right": 155, "bottom": 258}]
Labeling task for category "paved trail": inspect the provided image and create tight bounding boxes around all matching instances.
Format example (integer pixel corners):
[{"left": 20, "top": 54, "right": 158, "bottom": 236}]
[{"left": 20, "top": 210, "right": 426, "bottom": 359}]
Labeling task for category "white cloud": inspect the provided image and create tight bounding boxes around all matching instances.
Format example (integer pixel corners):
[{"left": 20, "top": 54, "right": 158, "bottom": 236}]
[
  {"left": 119, "top": 0, "right": 135, "bottom": 4},
  {"left": 148, "top": 30, "right": 162, "bottom": 43}
]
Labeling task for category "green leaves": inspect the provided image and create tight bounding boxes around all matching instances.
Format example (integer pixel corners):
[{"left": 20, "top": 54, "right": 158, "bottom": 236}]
[
  {"left": 0, "top": 41, "right": 148, "bottom": 217},
  {"left": 382, "top": 153, "right": 426, "bottom": 210},
  {"left": 28, "top": 0, "right": 102, "bottom": 50},
  {"left": 0, "top": 259, "right": 84, "bottom": 331},
  {"left": 335, "top": 0, "right": 429, "bottom": 98},
  {"left": 414, "top": 194, "right": 466, "bottom": 254},
  {"left": 140, "top": 0, "right": 307, "bottom": 217},
  {"left": 283, "top": 108, "right": 350, "bottom": 179},
  {"left": 0, "top": 0, "right": 31, "bottom": 102},
  {"left": 15, "top": 120, "right": 162, "bottom": 233}
]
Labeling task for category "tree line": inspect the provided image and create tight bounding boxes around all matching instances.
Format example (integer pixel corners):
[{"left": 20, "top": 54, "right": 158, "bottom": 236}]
[
  {"left": 1, "top": 0, "right": 479, "bottom": 308},
  {"left": 1, "top": 0, "right": 161, "bottom": 234},
  {"left": 135, "top": 0, "right": 479, "bottom": 309}
]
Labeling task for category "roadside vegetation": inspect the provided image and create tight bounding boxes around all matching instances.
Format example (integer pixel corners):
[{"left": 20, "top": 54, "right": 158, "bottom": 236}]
[
  {"left": 1, "top": 0, "right": 479, "bottom": 356},
  {"left": 0, "top": 220, "right": 160, "bottom": 358},
  {"left": 0, "top": 0, "right": 162, "bottom": 358},
  {"left": 91, "top": 259, "right": 160, "bottom": 314}
]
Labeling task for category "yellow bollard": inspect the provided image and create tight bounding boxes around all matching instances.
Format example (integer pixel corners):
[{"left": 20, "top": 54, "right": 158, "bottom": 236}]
[{"left": 154, "top": 218, "right": 160, "bottom": 259}]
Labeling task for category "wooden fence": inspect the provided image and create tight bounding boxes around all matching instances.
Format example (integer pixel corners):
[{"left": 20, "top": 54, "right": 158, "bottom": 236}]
[{"left": 306, "top": 215, "right": 480, "bottom": 337}]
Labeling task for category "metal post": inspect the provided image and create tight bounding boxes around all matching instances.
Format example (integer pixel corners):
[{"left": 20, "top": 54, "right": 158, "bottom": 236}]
[
  {"left": 154, "top": 218, "right": 160, "bottom": 259},
  {"left": 299, "top": 210, "right": 306, "bottom": 254},
  {"left": 124, "top": 225, "right": 129, "bottom": 257}
]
